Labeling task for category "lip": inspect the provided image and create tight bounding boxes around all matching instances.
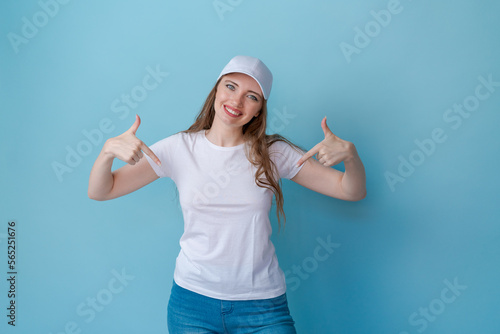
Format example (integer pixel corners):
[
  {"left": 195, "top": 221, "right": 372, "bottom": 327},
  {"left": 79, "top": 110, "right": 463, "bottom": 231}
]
[{"left": 223, "top": 105, "right": 242, "bottom": 118}]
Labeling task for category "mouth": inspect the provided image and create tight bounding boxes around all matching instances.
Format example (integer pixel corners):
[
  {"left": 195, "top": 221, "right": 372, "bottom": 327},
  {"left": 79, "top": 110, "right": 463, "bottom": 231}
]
[{"left": 224, "top": 105, "right": 242, "bottom": 117}]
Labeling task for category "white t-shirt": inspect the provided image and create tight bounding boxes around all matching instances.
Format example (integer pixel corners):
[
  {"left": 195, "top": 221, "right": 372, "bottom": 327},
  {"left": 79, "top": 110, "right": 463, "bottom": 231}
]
[{"left": 145, "top": 130, "right": 304, "bottom": 300}]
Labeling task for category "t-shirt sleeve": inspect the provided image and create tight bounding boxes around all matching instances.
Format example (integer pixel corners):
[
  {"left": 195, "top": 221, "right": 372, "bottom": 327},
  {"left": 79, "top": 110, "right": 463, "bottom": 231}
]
[
  {"left": 270, "top": 140, "right": 306, "bottom": 180},
  {"left": 144, "top": 133, "right": 181, "bottom": 178}
]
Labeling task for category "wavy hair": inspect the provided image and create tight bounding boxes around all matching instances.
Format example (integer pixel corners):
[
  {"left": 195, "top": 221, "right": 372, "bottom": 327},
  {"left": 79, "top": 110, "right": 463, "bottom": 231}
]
[{"left": 184, "top": 77, "right": 303, "bottom": 229}]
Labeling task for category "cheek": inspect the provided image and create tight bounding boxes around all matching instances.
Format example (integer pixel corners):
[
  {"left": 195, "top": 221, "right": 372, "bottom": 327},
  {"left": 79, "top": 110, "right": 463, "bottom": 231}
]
[
  {"left": 215, "top": 89, "right": 230, "bottom": 101},
  {"left": 250, "top": 102, "right": 262, "bottom": 116},
  {"left": 214, "top": 94, "right": 226, "bottom": 111}
]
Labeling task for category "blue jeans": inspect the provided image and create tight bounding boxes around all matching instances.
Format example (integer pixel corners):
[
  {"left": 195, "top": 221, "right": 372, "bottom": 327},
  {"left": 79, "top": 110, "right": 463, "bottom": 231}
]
[{"left": 167, "top": 280, "right": 297, "bottom": 334}]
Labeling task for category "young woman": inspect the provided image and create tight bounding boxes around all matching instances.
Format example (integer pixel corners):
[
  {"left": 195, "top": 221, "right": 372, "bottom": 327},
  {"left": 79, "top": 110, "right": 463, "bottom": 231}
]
[{"left": 88, "top": 55, "right": 366, "bottom": 333}]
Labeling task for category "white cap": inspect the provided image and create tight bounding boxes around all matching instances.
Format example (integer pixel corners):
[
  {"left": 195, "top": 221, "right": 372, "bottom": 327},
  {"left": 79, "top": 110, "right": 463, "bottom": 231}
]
[{"left": 217, "top": 55, "right": 273, "bottom": 100}]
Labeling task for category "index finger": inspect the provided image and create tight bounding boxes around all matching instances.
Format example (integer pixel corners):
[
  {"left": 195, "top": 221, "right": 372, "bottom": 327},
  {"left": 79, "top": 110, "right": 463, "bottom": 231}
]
[
  {"left": 296, "top": 143, "right": 321, "bottom": 167},
  {"left": 141, "top": 142, "right": 162, "bottom": 166}
]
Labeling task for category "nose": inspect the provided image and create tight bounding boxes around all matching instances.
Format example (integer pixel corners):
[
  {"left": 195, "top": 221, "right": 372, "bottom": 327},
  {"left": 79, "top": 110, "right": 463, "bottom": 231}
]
[{"left": 232, "top": 92, "right": 244, "bottom": 108}]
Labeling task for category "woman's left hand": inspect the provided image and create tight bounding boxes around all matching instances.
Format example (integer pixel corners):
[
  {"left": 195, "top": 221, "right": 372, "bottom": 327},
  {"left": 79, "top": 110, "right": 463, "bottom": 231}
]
[{"left": 297, "top": 117, "right": 356, "bottom": 167}]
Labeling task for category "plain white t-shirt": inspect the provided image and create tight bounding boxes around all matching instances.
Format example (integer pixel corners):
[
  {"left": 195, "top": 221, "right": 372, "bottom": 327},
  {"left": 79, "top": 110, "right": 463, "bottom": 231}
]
[{"left": 145, "top": 130, "right": 304, "bottom": 300}]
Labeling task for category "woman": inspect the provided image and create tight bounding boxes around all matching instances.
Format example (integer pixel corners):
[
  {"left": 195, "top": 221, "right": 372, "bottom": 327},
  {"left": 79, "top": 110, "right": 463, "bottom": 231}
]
[{"left": 88, "top": 55, "right": 366, "bottom": 333}]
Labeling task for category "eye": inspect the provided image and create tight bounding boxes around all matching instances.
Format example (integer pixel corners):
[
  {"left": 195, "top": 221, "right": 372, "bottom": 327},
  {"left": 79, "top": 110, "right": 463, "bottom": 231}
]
[
  {"left": 248, "top": 95, "right": 258, "bottom": 102},
  {"left": 226, "top": 84, "right": 235, "bottom": 90}
]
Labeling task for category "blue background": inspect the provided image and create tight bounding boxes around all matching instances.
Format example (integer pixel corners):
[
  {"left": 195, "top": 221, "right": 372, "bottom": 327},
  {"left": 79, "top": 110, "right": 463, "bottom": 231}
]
[{"left": 1, "top": 0, "right": 499, "bottom": 333}]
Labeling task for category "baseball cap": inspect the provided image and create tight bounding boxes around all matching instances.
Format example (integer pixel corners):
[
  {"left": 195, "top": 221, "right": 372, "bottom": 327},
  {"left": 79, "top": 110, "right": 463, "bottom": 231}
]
[{"left": 218, "top": 55, "right": 273, "bottom": 100}]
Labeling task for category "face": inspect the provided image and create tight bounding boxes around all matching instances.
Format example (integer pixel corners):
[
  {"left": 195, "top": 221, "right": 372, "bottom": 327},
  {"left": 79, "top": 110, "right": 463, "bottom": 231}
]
[{"left": 213, "top": 72, "right": 264, "bottom": 130}]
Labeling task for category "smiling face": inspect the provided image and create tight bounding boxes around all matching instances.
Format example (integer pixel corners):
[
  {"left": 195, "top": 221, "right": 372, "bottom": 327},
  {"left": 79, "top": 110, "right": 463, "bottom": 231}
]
[{"left": 213, "top": 72, "right": 264, "bottom": 131}]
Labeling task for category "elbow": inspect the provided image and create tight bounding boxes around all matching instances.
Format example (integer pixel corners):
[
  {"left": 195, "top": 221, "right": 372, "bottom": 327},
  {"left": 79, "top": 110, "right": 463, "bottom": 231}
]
[
  {"left": 88, "top": 189, "right": 108, "bottom": 201},
  {"left": 344, "top": 189, "right": 367, "bottom": 202},
  {"left": 355, "top": 190, "right": 367, "bottom": 201},
  {"left": 88, "top": 193, "right": 101, "bottom": 201}
]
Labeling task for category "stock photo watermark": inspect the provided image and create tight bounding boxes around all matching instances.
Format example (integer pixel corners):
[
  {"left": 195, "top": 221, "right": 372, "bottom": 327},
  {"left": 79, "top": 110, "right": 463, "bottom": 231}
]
[
  {"left": 51, "top": 64, "right": 169, "bottom": 183},
  {"left": 7, "top": 0, "right": 73, "bottom": 54},
  {"left": 213, "top": 0, "right": 243, "bottom": 21},
  {"left": 267, "top": 106, "right": 296, "bottom": 134},
  {"left": 385, "top": 73, "right": 499, "bottom": 192},
  {"left": 398, "top": 277, "right": 467, "bottom": 334},
  {"left": 285, "top": 235, "right": 340, "bottom": 292},
  {"left": 48, "top": 268, "right": 134, "bottom": 334},
  {"left": 339, "top": 0, "right": 410, "bottom": 64},
  {"left": 235, "top": 294, "right": 290, "bottom": 331},
  {"left": 5, "top": 221, "right": 17, "bottom": 327}
]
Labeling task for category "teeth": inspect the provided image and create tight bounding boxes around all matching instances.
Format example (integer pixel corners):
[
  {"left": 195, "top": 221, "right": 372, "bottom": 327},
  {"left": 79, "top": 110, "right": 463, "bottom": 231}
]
[{"left": 225, "top": 106, "right": 240, "bottom": 116}]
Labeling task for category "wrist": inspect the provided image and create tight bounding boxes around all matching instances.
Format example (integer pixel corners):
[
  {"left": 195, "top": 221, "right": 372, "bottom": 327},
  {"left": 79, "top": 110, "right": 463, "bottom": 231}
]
[
  {"left": 101, "top": 139, "right": 117, "bottom": 160},
  {"left": 343, "top": 142, "right": 358, "bottom": 163}
]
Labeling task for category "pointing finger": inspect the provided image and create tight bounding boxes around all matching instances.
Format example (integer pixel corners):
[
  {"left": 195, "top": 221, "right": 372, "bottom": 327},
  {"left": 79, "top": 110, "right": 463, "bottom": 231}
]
[
  {"left": 140, "top": 142, "right": 162, "bottom": 166},
  {"left": 296, "top": 143, "right": 321, "bottom": 167}
]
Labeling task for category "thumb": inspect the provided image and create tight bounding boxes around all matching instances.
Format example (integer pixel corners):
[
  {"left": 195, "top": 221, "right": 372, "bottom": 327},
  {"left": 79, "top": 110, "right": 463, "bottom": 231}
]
[
  {"left": 321, "top": 116, "right": 333, "bottom": 138},
  {"left": 128, "top": 114, "right": 141, "bottom": 134}
]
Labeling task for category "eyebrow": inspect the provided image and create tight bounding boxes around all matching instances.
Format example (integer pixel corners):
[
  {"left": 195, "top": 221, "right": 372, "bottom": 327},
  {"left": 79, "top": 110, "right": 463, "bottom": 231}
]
[{"left": 224, "top": 80, "right": 263, "bottom": 100}]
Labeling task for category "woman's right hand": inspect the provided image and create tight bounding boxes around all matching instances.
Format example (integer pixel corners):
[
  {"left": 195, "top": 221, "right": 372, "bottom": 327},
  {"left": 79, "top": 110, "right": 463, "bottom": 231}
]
[{"left": 103, "top": 114, "right": 161, "bottom": 166}]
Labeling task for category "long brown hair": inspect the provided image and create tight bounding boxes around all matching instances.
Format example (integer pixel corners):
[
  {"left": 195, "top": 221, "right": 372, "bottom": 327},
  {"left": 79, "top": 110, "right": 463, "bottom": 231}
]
[{"left": 184, "top": 77, "right": 303, "bottom": 229}]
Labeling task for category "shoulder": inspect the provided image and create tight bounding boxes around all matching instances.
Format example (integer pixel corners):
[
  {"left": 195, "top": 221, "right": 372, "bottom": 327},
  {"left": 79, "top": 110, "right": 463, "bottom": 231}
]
[
  {"left": 267, "top": 136, "right": 304, "bottom": 166},
  {"left": 266, "top": 136, "right": 305, "bottom": 179},
  {"left": 268, "top": 136, "right": 304, "bottom": 156}
]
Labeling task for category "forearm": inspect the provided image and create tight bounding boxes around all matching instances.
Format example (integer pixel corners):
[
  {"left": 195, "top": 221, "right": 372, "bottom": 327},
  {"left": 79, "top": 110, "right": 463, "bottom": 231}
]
[
  {"left": 340, "top": 145, "right": 366, "bottom": 201},
  {"left": 88, "top": 145, "right": 115, "bottom": 201}
]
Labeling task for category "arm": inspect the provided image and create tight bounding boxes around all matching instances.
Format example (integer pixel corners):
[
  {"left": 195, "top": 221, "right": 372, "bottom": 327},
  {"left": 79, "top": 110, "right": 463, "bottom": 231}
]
[
  {"left": 88, "top": 115, "right": 161, "bottom": 201},
  {"left": 292, "top": 117, "right": 366, "bottom": 201},
  {"left": 88, "top": 151, "right": 159, "bottom": 201}
]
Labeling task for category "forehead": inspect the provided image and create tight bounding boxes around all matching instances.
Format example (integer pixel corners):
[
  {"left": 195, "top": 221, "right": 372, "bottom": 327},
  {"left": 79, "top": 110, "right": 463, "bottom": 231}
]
[{"left": 221, "top": 72, "right": 262, "bottom": 94}]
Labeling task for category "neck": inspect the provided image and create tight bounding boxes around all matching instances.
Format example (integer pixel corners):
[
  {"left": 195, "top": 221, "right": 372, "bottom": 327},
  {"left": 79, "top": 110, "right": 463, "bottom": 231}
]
[{"left": 205, "top": 121, "right": 245, "bottom": 147}]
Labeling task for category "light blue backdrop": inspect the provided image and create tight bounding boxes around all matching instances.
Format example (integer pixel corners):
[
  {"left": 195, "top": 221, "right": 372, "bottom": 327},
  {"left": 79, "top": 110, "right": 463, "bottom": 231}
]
[{"left": 1, "top": 1, "right": 499, "bottom": 333}]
